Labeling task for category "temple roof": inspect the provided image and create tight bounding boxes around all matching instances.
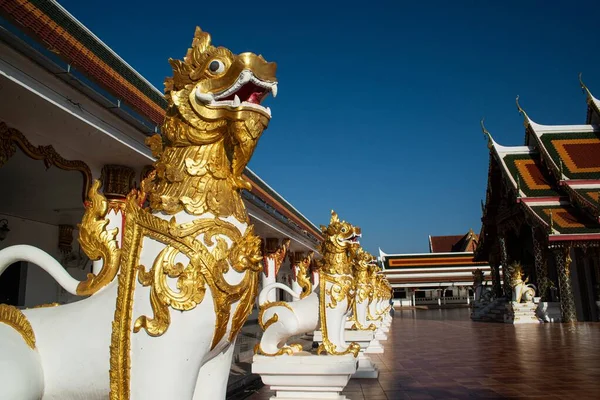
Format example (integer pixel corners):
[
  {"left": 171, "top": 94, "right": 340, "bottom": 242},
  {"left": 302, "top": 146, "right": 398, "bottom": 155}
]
[
  {"left": 478, "top": 85, "right": 600, "bottom": 253},
  {"left": 429, "top": 229, "right": 479, "bottom": 253},
  {"left": 521, "top": 201, "right": 600, "bottom": 239}
]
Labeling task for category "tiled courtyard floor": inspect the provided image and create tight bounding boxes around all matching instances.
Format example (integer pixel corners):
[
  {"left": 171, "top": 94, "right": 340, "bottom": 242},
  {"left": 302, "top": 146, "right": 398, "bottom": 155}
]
[{"left": 244, "top": 308, "right": 600, "bottom": 399}]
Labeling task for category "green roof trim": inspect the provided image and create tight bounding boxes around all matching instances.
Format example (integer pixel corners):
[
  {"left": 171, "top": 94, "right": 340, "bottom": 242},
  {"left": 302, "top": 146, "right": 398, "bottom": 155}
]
[{"left": 502, "top": 153, "right": 560, "bottom": 197}]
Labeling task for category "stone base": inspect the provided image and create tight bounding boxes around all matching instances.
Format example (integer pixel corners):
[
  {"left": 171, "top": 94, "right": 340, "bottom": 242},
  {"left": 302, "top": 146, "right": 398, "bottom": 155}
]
[
  {"left": 313, "top": 330, "right": 375, "bottom": 350},
  {"left": 505, "top": 301, "right": 542, "bottom": 324},
  {"left": 471, "top": 298, "right": 507, "bottom": 322},
  {"left": 352, "top": 352, "right": 379, "bottom": 379},
  {"left": 375, "top": 330, "right": 387, "bottom": 341},
  {"left": 365, "top": 339, "right": 384, "bottom": 354},
  {"left": 536, "top": 302, "right": 562, "bottom": 323},
  {"left": 252, "top": 352, "right": 357, "bottom": 400}
]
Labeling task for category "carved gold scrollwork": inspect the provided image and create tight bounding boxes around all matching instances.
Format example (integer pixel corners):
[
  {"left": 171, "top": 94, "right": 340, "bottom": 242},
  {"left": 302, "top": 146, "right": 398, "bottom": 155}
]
[
  {"left": 76, "top": 180, "right": 122, "bottom": 296},
  {"left": 0, "top": 121, "right": 92, "bottom": 202},
  {"left": 317, "top": 272, "right": 359, "bottom": 357},
  {"left": 110, "top": 191, "right": 263, "bottom": 399},
  {"left": 0, "top": 304, "right": 36, "bottom": 349},
  {"left": 131, "top": 211, "right": 262, "bottom": 345},
  {"left": 296, "top": 251, "right": 314, "bottom": 299},
  {"left": 254, "top": 301, "right": 304, "bottom": 356}
]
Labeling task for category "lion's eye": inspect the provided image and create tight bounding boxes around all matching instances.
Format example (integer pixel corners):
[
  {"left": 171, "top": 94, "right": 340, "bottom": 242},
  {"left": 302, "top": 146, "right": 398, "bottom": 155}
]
[
  {"left": 342, "top": 228, "right": 347, "bottom": 233},
  {"left": 208, "top": 60, "right": 225, "bottom": 74}
]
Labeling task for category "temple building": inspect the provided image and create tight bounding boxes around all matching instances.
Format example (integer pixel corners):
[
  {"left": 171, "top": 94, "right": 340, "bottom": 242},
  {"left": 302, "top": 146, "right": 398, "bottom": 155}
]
[
  {"left": 379, "top": 230, "right": 491, "bottom": 307},
  {"left": 0, "top": 0, "right": 321, "bottom": 368},
  {"left": 475, "top": 87, "right": 600, "bottom": 323}
]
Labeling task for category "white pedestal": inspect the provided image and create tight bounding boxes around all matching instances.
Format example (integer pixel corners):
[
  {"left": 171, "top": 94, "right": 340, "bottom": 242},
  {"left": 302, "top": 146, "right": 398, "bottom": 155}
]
[
  {"left": 353, "top": 352, "right": 379, "bottom": 379},
  {"left": 313, "top": 330, "right": 375, "bottom": 349},
  {"left": 365, "top": 338, "right": 384, "bottom": 354},
  {"left": 374, "top": 330, "right": 387, "bottom": 341},
  {"left": 313, "top": 330, "right": 380, "bottom": 379},
  {"left": 252, "top": 352, "right": 357, "bottom": 400}
]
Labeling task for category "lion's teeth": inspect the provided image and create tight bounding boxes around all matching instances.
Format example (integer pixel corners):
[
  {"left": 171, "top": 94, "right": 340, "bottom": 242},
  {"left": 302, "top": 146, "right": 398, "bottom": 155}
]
[
  {"left": 266, "top": 107, "right": 271, "bottom": 116},
  {"left": 233, "top": 95, "right": 241, "bottom": 107},
  {"left": 271, "top": 84, "right": 278, "bottom": 98}
]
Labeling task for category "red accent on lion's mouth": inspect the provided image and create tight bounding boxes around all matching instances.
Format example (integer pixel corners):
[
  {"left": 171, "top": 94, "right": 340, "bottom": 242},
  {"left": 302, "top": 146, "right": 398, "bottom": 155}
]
[
  {"left": 347, "top": 235, "right": 360, "bottom": 243},
  {"left": 221, "top": 82, "right": 268, "bottom": 104}
]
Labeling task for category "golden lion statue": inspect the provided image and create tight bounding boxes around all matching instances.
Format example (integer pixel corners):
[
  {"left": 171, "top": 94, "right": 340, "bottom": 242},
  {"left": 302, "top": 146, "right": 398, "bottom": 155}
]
[{"left": 0, "top": 27, "right": 277, "bottom": 400}]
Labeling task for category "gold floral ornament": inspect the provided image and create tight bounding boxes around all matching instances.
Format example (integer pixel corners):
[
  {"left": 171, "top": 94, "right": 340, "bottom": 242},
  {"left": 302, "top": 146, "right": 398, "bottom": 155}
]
[{"left": 317, "top": 210, "right": 361, "bottom": 357}]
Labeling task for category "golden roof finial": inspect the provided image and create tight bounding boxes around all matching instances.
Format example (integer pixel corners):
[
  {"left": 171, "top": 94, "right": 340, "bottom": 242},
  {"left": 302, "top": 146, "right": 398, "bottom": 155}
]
[
  {"left": 515, "top": 95, "right": 530, "bottom": 128},
  {"left": 480, "top": 118, "right": 494, "bottom": 150},
  {"left": 579, "top": 72, "right": 594, "bottom": 104}
]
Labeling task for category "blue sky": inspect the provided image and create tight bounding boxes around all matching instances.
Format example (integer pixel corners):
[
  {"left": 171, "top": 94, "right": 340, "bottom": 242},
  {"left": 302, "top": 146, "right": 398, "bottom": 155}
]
[{"left": 58, "top": 0, "right": 600, "bottom": 254}]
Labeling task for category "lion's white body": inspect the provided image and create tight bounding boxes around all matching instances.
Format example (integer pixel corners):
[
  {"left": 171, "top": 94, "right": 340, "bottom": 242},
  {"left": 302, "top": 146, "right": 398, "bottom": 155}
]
[
  {"left": 512, "top": 281, "right": 537, "bottom": 303},
  {"left": 257, "top": 283, "right": 319, "bottom": 355},
  {"left": 0, "top": 211, "right": 246, "bottom": 400},
  {"left": 354, "top": 295, "right": 370, "bottom": 328}
]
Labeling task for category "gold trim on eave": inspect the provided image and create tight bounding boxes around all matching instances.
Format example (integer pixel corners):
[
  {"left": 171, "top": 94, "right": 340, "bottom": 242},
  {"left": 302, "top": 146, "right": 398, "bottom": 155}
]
[{"left": 0, "top": 304, "right": 36, "bottom": 349}]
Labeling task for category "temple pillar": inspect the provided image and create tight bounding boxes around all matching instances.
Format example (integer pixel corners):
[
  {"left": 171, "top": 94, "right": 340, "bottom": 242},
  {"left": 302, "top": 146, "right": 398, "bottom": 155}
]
[
  {"left": 582, "top": 253, "right": 598, "bottom": 321},
  {"left": 260, "top": 238, "right": 290, "bottom": 305},
  {"left": 532, "top": 227, "right": 550, "bottom": 301},
  {"left": 489, "top": 251, "right": 502, "bottom": 299},
  {"left": 93, "top": 164, "right": 135, "bottom": 274},
  {"left": 554, "top": 246, "right": 577, "bottom": 323},
  {"left": 499, "top": 236, "right": 511, "bottom": 299}
]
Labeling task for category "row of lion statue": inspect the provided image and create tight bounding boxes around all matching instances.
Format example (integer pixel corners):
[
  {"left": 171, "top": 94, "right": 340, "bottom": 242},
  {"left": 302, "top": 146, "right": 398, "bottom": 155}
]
[{"left": 0, "top": 27, "right": 391, "bottom": 399}]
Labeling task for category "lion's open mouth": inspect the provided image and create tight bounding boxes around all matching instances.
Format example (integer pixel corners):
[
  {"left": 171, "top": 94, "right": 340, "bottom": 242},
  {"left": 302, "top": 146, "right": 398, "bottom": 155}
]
[
  {"left": 199, "top": 70, "right": 276, "bottom": 117},
  {"left": 343, "top": 233, "right": 361, "bottom": 244}
]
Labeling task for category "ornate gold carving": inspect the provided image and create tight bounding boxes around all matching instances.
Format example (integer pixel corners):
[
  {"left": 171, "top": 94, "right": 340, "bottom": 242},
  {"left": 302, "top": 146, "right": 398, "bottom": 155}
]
[
  {"left": 351, "top": 248, "right": 377, "bottom": 330},
  {"left": 0, "top": 304, "right": 35, "bottom": 349},
  {"left": 322, "top": 274, "right": 355, "bottom": 310},
  {"left": 257, "top": 301, "right": 293, "bottom": 330},
  {"left": 0, "top": 121, "right": 92, "bottom": 202},
  {"left": 30, "top": 302, "right": 60, "bottom": 309},
  {"left": 317, "top": 274, "right": 360, "bottom": 357},
  {"left": 297, "top": 251, "right": 314, "bottom": 299},
  {"left": 133, "top": 216, "right": 262, "bottom": 344},
  {"left": 254, "top": 341, "right": 303, "bottom": 357},
  {"left": 254, "top": 301, "right": 303, "bottom": 356},
  {"left": 101, "top": 165, "right": 136, "bottom": 198},
  {"left": 76, "top": 180, "right": 122, "bottom": 296},
  {"left": 367, "top": 265, "right": 383, "bottom": 322},
  {"left": 146, "top": 27, "right": 276, "bottom": 220},
  {"left": 318, "top": 211, "right": 361, "bottom": 276},
  {"left": 265, "top": 238, "right": 290, "bottom": 277},
  {"left": 316, "top": 211, "right": 360, "bottom": 357}
]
